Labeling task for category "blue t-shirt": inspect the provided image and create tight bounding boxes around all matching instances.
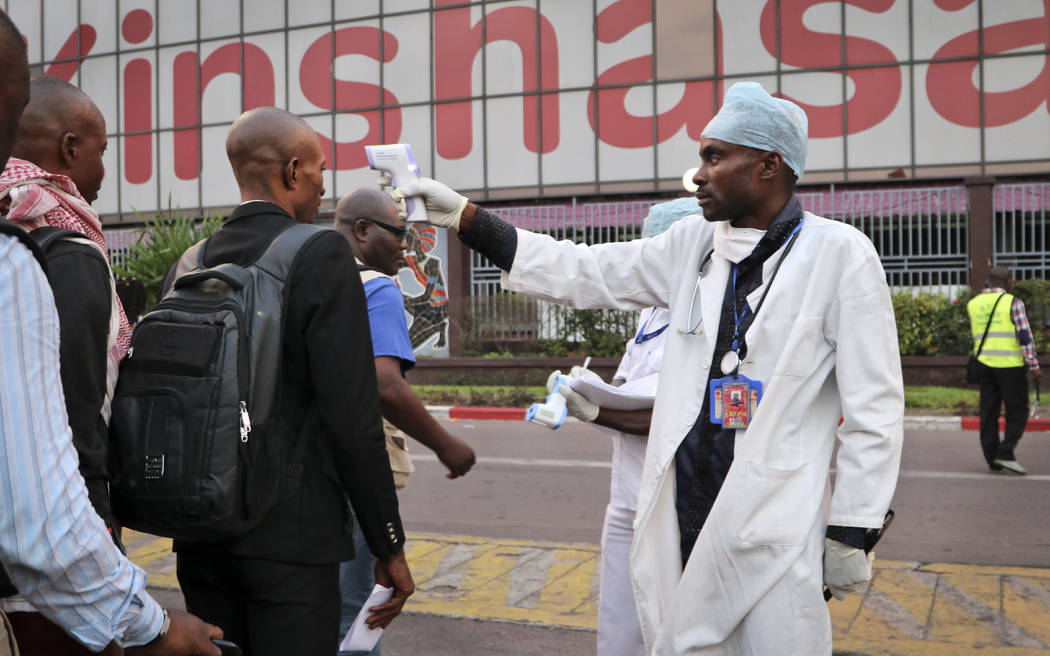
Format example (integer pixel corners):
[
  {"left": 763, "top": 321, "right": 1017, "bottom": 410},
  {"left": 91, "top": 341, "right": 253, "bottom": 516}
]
[{"left": 364, "top": 277, "right": 416, "bottom": 371}]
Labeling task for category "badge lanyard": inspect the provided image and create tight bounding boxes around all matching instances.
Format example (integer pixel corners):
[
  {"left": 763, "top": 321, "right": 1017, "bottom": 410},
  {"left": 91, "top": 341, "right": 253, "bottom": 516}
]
[
  {"left": 635, "top": 311, "right": 669, "bottom": 344},
  {"left": 710, "top": 219, "right": 805, "bottom": 429}
]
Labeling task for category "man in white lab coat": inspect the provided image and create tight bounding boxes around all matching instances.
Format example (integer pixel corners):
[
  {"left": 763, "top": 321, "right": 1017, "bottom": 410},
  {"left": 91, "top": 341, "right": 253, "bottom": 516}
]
[{"left": 395, "top": 82, "right": 903, "bottom": 655}]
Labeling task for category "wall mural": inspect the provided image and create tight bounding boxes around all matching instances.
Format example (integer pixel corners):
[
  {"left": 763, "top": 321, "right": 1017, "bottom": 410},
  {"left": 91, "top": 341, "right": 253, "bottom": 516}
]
[{"left": 397, "top": 225, "right": 449, "bottom": 356}]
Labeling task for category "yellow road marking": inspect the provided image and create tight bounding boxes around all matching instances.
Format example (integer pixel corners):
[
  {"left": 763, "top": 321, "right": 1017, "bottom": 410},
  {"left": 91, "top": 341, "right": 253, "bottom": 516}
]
[
  {"left": 126, "top": 530, "right": 1050, "bottom": 650},
  {"left": 928, "top": 572, "right": 1001, "bottom": 644},
  {"left": 1004, "top": 577, "right": 1050, "bottom": 646}
]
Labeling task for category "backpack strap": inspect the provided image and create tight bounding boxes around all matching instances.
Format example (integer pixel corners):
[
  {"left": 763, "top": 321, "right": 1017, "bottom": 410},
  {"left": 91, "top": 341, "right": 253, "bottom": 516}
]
[
  {"left": 253, "top": 222, "right": 326, "bottom": 282},
  {"left": 27, "top": 225, "right": 84, "bottom": 254},
  {"left": 0, "top": 218, "right": 48, "bottom": 272}
]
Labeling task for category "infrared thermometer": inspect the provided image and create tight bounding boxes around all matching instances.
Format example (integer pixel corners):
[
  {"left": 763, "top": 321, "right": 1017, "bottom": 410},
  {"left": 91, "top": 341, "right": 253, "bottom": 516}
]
[
  {"left": 365, "top": 144, "right": 427, "bottom": 222},
  {"left": 526, "top": 357, "right": 591, "bottom": 430},
  {"left": 526, "top": 374, "right": 570, "bottom": 430}
]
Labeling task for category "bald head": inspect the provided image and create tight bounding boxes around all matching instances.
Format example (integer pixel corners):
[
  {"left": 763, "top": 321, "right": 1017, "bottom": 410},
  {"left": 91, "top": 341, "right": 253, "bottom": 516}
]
[
  {"left": 335, "top": 187, "right": 399, "bottom": 228},
  {"left": 12, "top": 76, "right": 108, "bottom": 202},
  {"left": 0, "top": 9, "right": 30, "bottom": 169},
  {"left": 226, "top": 107, "right": 326, "bottom": 223},
  {"left": 334, "top": 187, "right": 407, "bottom": 275}
]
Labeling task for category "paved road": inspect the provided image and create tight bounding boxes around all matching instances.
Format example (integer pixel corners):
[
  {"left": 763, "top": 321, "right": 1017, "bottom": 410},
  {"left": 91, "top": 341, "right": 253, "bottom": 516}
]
[
  {"left": 134, "top": 420, "right": 1050, "bottom": 655},
  {"left": 400, "top": 420, "right": 1050, "bottom": 568}
]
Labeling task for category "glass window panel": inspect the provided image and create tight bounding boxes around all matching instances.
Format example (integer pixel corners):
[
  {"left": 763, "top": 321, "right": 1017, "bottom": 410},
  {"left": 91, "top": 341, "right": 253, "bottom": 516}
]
[
  {"left": 845, "top": 0, "right": 907, "bottom": 65},
  {"left": 912, "top": 62, "right": 980, "bottom": 165},
  {"left": 984, "top": 55, "right": 1050, "bottom": 163},
  {"left": 433, "top": 100, "right": 485, "bottom": 191},
  {"left": 243, "top": 0, "right": 285, "bottom": 33},
  {"left": 542, "top": 90, "right": 595, "bottom": 186},
  {"left": 779, "top": 72, "right": 843, "bottom": 173},
  {"left": 486, "top": 95, "right": 539, "bottom": 189},
  {"left": 597, "top": 83, "right": 654, "bottom": 182},
  {"left": 847, "top": 65, "right": 911, "bottom": 170},
  {"left": 80, "top": 0, "right": 118, "bottom": 54},
  {"left": 118, "top": 0, "right": 156, "bottom": 50},
  {"left": 912, "top": 0, "right": 978, "bottom": 61},
  {"left": 382, "top": 12, "right": 431, "bottom": 105},
  {"left": 157, "top": 0, "right": 197, "bottom": 45},
  {"left": 199, "top": 0, "right": 240, "bottom": 41}
]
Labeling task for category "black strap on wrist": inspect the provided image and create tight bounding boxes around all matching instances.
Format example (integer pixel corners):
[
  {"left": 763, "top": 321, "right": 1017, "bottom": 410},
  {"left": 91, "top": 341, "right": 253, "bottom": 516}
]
[
  {"left": 825, "top": 524, "right": 867, "bottom": 550},
  {"left": 457, "top": 206, "right": 518, "bottom": 272}
]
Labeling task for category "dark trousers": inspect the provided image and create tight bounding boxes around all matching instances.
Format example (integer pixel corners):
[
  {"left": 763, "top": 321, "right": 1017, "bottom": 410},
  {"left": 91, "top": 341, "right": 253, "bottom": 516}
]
[
  {"left": 177, "top": 551, "right": 341, "bottom": 656},
  {"left": 977, "top": 363, "right": 1029, "bottom": 466}
]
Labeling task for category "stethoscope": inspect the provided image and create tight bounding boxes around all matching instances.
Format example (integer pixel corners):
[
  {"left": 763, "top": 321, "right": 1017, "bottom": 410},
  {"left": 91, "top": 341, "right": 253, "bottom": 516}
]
[
  {"left": 681, "top": 220, "right": 806, "bottom": 353},
  {"left": 682, "top": 250, "right": 715, "bottom": 336}
]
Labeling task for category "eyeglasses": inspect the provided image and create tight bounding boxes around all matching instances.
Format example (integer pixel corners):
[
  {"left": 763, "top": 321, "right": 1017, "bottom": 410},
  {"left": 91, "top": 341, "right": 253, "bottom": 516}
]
[{"left": 366, "top": 219, "right": 408, "bottom": 241}]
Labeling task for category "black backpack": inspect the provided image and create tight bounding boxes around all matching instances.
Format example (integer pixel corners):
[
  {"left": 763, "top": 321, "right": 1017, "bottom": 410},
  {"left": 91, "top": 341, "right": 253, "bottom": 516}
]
[{"left": 109, "top": 222, "right": 324, "bottom": 541}]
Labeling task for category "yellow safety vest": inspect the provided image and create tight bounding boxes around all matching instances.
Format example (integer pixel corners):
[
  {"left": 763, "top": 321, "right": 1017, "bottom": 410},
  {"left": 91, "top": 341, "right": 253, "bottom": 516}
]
[{"left": 967, "top": 292, "right": 1024, "bottom": 368}]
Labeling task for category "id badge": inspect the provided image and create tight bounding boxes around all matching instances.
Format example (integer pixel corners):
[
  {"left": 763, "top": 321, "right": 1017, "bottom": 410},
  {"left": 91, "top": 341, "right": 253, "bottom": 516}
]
[{"left": 709, "top": 374, "right": 763, "bottom": 429}]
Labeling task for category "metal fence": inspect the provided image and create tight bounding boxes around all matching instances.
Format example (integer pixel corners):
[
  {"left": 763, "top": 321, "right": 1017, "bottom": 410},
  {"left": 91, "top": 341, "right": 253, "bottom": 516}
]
[
  {"left": 993, "top": 183, "right": 1050, "bottom": 281},
  {"left": 468, "top": 200, "right": 653, "bottom": 344},
  {"left": 103, "top": 227, "right": 144, "bottom": 273}
]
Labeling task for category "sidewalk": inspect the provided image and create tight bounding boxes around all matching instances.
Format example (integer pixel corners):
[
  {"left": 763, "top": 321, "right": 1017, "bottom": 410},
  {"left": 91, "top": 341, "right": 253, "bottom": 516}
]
[
  {"left": 428, "top": 406, "right": 1050, "bottom": 432},
  {"left": 127, "top": 529, "right": 1050, "bottom": 655}
]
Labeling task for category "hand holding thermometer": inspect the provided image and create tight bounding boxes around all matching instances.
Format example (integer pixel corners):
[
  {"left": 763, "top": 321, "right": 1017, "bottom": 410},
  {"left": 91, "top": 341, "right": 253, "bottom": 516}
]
[
  {"left": 526, "top": 357, "right": 591, "bottom": 430},
  {"left": 364, "top": 144, "right": 427, "bottom": 222}
]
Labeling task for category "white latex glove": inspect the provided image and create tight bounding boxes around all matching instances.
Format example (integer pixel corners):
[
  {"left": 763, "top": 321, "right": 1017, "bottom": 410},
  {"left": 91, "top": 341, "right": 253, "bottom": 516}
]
[
  {"left": 557, "top": 381, "right": 599, "bottom": 423},
  {"left": 568, "top": 365, "right": 602, "bottom": 383},
  {"left": 393, "top": 176, "right": 468, "bottom": 231},
  {"left": 823, "top": 537, "right": 874, "bottom": 600}
]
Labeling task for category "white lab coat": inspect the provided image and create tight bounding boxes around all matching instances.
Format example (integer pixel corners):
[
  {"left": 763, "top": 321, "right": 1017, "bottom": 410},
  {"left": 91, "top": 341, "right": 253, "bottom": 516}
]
[
  {"left": 502, "top": 212, "right": 903, "bottom": 655},
  {"left": 596, "top": 307, "right": 668, "bottom": 656}
]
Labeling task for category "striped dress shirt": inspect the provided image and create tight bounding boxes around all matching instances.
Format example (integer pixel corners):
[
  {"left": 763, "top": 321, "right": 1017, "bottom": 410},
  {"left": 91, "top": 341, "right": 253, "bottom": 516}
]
[{"left": 0, "top": 234, "right": 162, "bottom": 650}]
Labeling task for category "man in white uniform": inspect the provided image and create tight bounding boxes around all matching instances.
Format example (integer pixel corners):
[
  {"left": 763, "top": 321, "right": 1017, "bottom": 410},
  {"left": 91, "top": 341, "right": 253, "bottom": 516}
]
[
  {"left": 550, "top": 198, "right": 698, "bottom": 656},
  {"left": 396, "top": 82, "right": 903, "bottom": 655}
]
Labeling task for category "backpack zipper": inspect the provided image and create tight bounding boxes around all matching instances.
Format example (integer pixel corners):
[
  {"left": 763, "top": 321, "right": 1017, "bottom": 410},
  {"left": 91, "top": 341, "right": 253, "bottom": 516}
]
[{"left": 239, "top": 400, "right": 252, "bottom": 442}]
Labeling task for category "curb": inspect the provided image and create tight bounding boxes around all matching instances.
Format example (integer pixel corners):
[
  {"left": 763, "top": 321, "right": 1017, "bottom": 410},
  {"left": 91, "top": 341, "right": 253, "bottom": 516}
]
[{"left": 431, "top": 406, "right": 1050, "bottom": 431}]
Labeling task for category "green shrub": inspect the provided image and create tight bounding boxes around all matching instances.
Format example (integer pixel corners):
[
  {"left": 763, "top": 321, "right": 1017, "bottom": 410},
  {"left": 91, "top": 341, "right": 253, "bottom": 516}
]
[
  {"left": 892, "top": 292, "right": 972, "bottom": 356},
  {"left": 113, "top": 207, "right": 222, "bottom": 310}
]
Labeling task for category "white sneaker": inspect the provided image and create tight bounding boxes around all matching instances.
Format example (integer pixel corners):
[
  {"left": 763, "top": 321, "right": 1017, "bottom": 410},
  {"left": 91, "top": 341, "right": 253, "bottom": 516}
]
[{"left": 993, "top": 459, "right": 1028, "bottom": 475}]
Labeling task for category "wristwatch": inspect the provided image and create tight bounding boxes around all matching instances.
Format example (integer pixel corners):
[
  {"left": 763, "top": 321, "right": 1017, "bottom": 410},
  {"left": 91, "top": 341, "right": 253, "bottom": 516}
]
[{"left": 146, "top": 609, "right": 171, "bottom": 645}]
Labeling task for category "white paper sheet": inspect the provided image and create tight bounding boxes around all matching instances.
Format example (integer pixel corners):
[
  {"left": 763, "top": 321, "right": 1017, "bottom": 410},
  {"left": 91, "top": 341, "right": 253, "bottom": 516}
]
[
  {"left": 339, "top": 584, "right": 394, "bottom": 652},
  {"left": 568, "top": 373, "right": 657, "bottom": 411}
]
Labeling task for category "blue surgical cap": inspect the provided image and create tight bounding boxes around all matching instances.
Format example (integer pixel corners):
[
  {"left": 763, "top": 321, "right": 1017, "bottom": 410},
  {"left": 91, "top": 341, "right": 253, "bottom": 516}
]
[
  {"left": 701, "top": 82, "right": 808, "bottom": 181},
  {"left": 642, "top": 197, "right": 701, "bottom": 239}
]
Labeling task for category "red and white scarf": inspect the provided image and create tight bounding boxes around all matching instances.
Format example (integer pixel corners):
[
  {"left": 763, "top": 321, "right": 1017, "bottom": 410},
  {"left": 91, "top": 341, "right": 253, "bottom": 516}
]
[{"left": 0, "top": 157, "right": 132, "bottom": 423}]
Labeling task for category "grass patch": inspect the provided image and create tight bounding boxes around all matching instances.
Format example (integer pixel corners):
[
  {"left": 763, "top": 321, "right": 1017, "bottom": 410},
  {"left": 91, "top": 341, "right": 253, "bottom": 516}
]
[
  {"left": 904, "top": 385, "right": 978, "bottom": 413},
  {"left": 414, "top": 384, "right": 994, "bottom": 414},
  {"left": 412, "top": 385, "right": 546, "bottom": 407}
]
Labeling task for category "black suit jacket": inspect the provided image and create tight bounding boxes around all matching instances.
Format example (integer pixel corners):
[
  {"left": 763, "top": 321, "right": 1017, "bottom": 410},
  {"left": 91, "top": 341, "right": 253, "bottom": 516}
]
[{"left": 174, "top": 201, "right": 405, "bottom": 564}]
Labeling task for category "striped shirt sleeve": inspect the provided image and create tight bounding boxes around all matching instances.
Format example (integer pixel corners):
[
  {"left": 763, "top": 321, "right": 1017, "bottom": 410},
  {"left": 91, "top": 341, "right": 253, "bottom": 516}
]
[
  {"left": 1010, "top": 297, "right": 1039, "bottom": 370},
  {"left": 0, "top": 236, "right": 163, "bottom": 650}
]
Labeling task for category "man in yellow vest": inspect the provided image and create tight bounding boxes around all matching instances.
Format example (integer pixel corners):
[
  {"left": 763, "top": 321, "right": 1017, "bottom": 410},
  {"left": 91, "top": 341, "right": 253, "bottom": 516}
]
[{"left": 967, "top": 266, "right": 1041, "bottom": 475}]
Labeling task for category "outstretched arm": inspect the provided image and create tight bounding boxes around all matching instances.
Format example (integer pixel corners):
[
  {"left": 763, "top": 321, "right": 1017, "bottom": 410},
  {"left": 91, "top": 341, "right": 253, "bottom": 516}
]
[{"left": 396, "top": 178, "right": 681, "bottom": 311}]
